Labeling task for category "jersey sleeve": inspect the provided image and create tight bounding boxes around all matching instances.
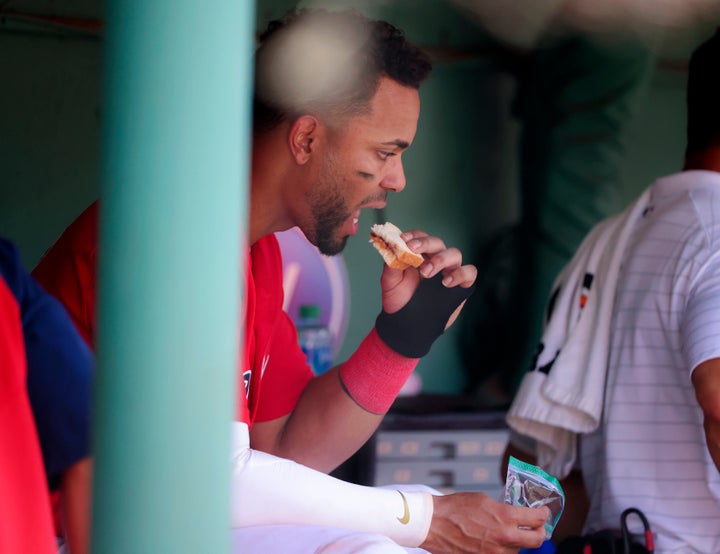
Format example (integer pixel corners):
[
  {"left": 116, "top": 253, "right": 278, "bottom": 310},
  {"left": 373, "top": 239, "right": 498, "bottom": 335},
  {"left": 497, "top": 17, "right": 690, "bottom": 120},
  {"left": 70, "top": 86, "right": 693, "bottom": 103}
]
[
  {"left": 33, "top": 247, "right": 96, "bottom": 348},
  {"left": 253, "top": 310, "right": 313, "bottom": 423},
  {"left": 32, "top": 202, "right": 98, "bottom": 348},
  {"left": 0, "top": 239, "right": 94, "bottom": 488},
  {"left": 0, "top": 256, "right": 57, "bottom": 553}
]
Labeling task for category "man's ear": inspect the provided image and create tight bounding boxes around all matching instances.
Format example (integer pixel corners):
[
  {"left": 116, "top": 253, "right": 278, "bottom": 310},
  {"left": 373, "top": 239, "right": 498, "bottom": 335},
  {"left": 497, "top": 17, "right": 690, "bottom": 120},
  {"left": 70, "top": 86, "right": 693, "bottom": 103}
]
[{"left": 288, "top": 115, "right": 318, "bottom": 165}]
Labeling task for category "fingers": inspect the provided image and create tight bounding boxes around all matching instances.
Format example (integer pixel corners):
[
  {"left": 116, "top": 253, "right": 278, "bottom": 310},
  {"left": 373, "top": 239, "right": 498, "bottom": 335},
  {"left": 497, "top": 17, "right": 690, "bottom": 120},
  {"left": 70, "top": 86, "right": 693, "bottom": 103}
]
[
  {"left": 401, "top": 231, "right": 446, "bottom": 264},
  {"left": 507, "top": 508, "right": 550, "bottom": 553},
  {"left": 490, "top": 503, "right": 549, "bottom": 548},
  {"left": 402, "top": 231, "right": 477, "bottom": 287},
  {"left": 441, "top": 262, "right": 477, "bottom": 289},
  {"left": 414, "top": 246, "right": 461, "bottom": 279},
  {"left": 514, "top": 504, "right": 552, "bottom": 529},
  {"left": 378, "top": 229, "right": 477, "bottom": 321}
]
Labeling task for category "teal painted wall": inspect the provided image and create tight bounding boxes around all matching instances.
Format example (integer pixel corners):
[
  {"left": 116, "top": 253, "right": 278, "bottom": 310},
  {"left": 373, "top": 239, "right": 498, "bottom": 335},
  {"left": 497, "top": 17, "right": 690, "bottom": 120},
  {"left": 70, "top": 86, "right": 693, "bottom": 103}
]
[
  {"left": 0, "top": 28, "right": 101, "bottom": 265},
  {"left": 0, "top": 0, "right": 708, "bottom": 395}
]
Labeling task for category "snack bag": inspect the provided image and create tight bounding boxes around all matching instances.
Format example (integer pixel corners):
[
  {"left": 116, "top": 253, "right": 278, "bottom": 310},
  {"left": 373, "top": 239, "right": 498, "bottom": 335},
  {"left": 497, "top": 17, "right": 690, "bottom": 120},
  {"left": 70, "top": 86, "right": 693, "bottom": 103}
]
[{"left": 503, "top": 456, "right": 565, "bottom": 539}]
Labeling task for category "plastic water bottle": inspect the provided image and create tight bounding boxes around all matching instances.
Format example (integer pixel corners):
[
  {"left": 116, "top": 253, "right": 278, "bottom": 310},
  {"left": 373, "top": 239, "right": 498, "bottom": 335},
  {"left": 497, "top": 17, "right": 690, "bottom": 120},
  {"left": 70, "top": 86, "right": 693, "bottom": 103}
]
[{"left": 296, "top": 304, "right": 334, "bottom": 375}]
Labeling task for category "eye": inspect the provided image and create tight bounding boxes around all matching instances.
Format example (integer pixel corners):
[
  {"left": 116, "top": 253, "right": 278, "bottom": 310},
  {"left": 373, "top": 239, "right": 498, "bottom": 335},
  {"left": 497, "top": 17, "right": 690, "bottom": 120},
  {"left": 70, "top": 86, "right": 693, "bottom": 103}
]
[{"left": 378, "top": 151, "right": 396, "bottom": 161}]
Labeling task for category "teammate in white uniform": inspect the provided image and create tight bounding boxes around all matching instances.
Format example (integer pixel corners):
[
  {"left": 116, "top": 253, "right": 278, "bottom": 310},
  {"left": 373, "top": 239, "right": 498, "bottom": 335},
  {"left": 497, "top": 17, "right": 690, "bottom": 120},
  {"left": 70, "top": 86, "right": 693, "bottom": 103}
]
[
  {"left": 581, "top": 168, "right": 720, "bottom": 553},
  {"left": 505, "top": 27, "right": 720, "bottom": 553}
]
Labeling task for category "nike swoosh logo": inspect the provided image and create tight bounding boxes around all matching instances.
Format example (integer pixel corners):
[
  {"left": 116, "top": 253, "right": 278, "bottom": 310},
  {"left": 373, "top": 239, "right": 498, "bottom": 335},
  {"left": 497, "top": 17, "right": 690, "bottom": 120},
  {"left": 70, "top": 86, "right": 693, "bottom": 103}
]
[{"left": 397, "top": 490, "right": 410, "bottom": 525}]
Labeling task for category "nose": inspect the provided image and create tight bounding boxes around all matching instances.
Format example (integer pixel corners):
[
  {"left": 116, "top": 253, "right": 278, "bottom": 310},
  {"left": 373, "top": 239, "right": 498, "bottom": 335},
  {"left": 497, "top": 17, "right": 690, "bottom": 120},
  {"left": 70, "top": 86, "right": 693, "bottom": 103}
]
[{"left": 380, "top": 156, "right": 406, "bottom": 193}]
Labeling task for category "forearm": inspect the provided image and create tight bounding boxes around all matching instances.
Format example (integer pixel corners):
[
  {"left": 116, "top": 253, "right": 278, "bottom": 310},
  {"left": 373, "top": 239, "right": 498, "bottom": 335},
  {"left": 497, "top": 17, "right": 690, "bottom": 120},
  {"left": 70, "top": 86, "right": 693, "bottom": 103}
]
[
  {"left": 704, "top": 418, "right": 720, "bottom": 472},
  {"left": 232, "top": 423, "right": 433, "bottom": 546},
  {"left": 253, "top": 328, "right": 418, "bottom": 472},
  {"left": 692, "top": 358, "right": 720, "bottom": 472},
  {"left": 60, "top": 457, "right": 92, "bottom": 554},
  {"left": 239, "top": 421, "right": 549, "bottom": 553},
  {"left": 261, "top": 367, "right": 386, "bottom": 472},
  {"left": 253, "top": 270, "right": 473, "bottom": 471}
]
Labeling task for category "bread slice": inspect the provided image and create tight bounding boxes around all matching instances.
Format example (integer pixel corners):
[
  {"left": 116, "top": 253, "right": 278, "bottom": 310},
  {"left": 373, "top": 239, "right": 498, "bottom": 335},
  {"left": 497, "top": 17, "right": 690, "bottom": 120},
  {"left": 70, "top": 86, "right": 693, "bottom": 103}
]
[{"left": 369, "top": 222, "right": 424, "bottom": 270}]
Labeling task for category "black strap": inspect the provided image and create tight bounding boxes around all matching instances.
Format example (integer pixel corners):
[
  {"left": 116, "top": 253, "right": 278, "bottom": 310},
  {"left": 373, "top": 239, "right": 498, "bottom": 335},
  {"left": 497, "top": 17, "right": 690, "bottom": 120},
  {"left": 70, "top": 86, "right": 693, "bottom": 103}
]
[{"left": 375, "top": 274, "right": 475, "bottom": 358}]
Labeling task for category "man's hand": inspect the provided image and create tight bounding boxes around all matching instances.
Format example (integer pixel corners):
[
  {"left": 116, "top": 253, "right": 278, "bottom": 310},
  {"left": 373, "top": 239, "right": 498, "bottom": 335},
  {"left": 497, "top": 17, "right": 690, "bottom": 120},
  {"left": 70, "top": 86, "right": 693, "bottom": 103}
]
[
  {"left": 374, "top": 230, "right": 477, "bottom": 358},
  {"left": 502, "top": 442, "right": 588, "bottom": 543},
  {"left": 421, "top": 492, "right": 548, "bottom": 554},
  {"left": 380, "top": 230, "right": 477, "bottom": 328}
]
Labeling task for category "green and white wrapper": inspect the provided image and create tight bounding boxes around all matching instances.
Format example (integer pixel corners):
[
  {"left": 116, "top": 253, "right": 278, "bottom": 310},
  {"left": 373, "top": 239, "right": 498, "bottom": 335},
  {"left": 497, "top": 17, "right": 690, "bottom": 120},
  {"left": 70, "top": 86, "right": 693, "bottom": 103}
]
[{"left": 503, "top": 455, "right": 565, "bottom": 539}]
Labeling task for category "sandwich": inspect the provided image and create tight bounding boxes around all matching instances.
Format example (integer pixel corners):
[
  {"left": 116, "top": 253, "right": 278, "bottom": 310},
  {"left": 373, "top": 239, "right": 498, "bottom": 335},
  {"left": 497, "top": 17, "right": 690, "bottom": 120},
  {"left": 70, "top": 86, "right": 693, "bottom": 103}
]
[{"left": 369, "top": 222, "right": 424, "bottom": 270}]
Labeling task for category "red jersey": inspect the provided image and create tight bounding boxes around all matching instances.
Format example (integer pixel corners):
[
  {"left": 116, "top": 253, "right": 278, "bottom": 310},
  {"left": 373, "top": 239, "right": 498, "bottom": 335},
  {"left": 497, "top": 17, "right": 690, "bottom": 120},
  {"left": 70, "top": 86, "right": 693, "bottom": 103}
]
[
  {"left": 33, "top": 201, "right": 313, "bottom": 426},
  {"left": 242, "top": 234, "right": 314, "bottom": 425},
  {"left": 32, "top": 202, "right": 97, "bottom": 347},
  {"left": 0, "top": 261, "right": 59, "bottom": 554}
]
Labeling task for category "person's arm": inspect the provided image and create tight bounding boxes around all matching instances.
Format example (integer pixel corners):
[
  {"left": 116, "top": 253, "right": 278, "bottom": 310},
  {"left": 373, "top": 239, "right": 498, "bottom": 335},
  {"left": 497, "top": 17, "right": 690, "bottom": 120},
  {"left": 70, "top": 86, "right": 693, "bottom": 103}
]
[
  {"left": 251, "top": 363, "right": 384, "bottom": 472},
  {"left": 17, "top": 262, "right": 94, "bottom": 552},
  {"left": 60, "top": 458, "right": 93, "bottom": 554},
  {"left": 24, "top": 285, "right": 94, "bottom": 554},
  {"left": 252, "top": 232, "right": 477, "bottom": 472},
  {"left": 0, "top": 239, "right": 94, "bottom": 554},
  {"left": 683, "top": 250, "right": 720, "bottom": 473},
  {"left": 251, "top": 326, "right": 419, "bottom": 471},
  {"left": 233, "top": 422, "right": 548, "bottom": 552},
  {"left": 692, "top": 357, "right": 720, "bottom": 472}
]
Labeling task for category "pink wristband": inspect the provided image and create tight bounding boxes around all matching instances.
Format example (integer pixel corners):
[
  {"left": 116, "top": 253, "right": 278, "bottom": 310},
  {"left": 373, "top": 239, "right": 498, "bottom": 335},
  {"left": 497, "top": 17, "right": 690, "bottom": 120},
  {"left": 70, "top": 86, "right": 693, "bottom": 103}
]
[{"left": 339, "top": 328, "right": 419, "bottom": 414}]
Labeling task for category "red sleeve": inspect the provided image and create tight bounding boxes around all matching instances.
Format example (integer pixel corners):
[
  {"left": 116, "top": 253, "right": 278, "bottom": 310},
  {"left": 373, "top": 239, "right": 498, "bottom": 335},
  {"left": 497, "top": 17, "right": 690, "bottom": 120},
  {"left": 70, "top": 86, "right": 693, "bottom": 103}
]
[
  {"left": 253, "top": 309, "right": 313, "bottom": 423},
  {"left": 0, "top": 272, "right": 58, "bottom": 554},
  {"left": 244, "top": 235, "right": 313, "bottom": 424},
  {"left": 32, "top": 202, "right": 99, "bottom": 348}
]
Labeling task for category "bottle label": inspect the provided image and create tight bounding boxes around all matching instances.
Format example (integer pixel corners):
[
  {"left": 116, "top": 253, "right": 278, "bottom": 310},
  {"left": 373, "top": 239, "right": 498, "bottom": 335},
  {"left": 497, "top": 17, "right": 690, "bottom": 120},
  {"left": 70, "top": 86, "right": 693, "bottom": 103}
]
[{"left": 301, "top": 342, "right": 333, "bottom": 375}]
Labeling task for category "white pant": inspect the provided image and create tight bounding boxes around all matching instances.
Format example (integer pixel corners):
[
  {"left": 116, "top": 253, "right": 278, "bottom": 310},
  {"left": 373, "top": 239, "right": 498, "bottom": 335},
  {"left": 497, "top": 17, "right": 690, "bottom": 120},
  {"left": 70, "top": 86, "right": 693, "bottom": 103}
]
[{"left": 59, "top": 528, "right": 427, "bottom": 554}]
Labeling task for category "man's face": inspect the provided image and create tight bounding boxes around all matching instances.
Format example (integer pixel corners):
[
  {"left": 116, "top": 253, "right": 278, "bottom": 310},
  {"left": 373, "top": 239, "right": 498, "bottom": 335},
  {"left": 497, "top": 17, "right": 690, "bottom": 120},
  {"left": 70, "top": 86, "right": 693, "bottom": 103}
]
[{"left": 304, "top": 77, "right": 421, "bottom": 256}]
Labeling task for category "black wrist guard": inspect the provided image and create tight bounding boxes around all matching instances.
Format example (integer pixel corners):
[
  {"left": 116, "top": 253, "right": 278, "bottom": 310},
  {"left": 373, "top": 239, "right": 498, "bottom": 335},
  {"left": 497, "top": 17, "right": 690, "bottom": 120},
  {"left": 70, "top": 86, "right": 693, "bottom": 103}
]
[{"left": 375, "top": 274, "right": 476, "bottom": 358}]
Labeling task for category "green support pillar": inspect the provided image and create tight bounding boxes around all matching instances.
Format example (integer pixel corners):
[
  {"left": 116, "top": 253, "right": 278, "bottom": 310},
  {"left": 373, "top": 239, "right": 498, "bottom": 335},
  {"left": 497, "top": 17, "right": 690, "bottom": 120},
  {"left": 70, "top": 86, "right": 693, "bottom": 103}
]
[{"left": 91, "top": 2, "right": 255, "bottom": 552}]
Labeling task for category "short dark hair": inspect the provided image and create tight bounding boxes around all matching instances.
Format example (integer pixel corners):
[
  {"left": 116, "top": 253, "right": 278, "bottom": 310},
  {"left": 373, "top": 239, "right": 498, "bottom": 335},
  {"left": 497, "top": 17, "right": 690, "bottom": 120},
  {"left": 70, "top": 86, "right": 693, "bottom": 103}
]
[
  {"left": 253, "top": 8, "right": 432, "bottom": 133},
  {"left": 686, "top": 27, "right": 720, "bottom": 158}
]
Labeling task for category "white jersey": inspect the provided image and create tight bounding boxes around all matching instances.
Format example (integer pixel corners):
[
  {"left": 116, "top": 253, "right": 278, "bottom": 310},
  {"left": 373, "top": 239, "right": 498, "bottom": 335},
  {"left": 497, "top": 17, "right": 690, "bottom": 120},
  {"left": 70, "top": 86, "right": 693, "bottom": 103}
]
[{"left": 581, "top": 170, "right": 720, "bottom": 553}]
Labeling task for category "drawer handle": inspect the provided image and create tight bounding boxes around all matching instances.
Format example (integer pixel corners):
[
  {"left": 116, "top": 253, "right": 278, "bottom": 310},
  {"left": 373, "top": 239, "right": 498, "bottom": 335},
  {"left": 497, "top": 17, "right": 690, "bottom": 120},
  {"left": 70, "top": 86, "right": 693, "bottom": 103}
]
[
  {"left": 429, "top": 442, "right": 456, "bottom": 459},
  {"left": 428, "top": 470, "right": 455, "bottom": 487}
]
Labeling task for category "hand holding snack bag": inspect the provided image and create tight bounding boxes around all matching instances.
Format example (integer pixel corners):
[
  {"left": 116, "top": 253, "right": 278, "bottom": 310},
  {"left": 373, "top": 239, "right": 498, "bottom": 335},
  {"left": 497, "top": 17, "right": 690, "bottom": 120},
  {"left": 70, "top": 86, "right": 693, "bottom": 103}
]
[{"left": 503, "top": 456, "right": 565, "bottom": 540}]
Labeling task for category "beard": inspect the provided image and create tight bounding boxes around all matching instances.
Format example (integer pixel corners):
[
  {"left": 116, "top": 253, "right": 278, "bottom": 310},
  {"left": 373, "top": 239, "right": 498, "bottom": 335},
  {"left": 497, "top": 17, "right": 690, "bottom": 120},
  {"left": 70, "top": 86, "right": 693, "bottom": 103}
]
[
  {"left": 309, "top": 187, "right": 350, "bottom": 256},
  {"left": 304, "top": 151, "right": 354, "bottom": 256}
]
